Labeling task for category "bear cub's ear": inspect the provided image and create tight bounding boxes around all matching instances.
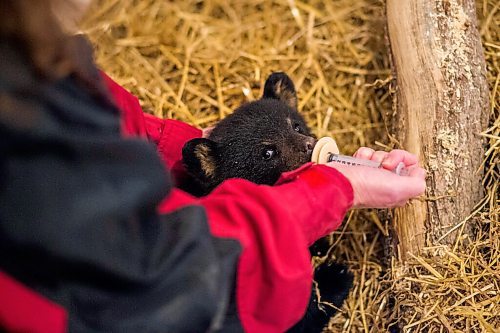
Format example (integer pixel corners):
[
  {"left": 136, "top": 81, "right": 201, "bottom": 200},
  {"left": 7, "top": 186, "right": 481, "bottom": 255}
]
[
  {"left": 182, "top": 138, "right": 218, "bottom": 184},
  {"left": 263, "top": 72, "right": 298, "bottom": 109}
]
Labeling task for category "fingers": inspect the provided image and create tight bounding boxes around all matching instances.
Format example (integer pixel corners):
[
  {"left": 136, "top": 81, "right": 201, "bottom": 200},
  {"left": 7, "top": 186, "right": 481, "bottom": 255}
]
[
  {"left": 382, "top": 149, "right": 418, "bottom": 169},
  {"left": 354, "top": 148, "right": 387, "bottom": 163},
  {"left": 354, "top": 148, "right": 397, "bottom": 168},
  {"left": 372, "top": 151, "right": 388, "bottom": 164},
  {"left": 355, "top": 148, "right": 419, "bottom": 169},
  {"left": 353, "top": 148, "right": 426, "bottom": 181},
  {"left": 353, "top": 147, "right": 375, "bottom": 160}
]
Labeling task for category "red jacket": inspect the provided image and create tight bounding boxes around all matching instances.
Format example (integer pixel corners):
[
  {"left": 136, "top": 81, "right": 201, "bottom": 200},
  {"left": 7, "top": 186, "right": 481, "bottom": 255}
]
[
  {"left": 0, "top": 72, "right": 353, "bottom": 333},
  {"left": 103, "top": 74, "right": 354, "bottom": 332}
]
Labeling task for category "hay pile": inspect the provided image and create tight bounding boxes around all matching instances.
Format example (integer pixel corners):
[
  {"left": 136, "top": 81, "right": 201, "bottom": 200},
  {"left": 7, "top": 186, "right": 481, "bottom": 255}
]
[{"left": 82, "top": 0, "right": 499, "bottom": 331}]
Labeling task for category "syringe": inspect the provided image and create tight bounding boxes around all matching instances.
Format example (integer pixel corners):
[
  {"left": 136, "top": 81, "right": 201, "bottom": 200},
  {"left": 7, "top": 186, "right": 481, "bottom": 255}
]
[
  {"left": 311, "top": 137, "right": 409, "bottom": 176},
  {"left": 327, "top": 153, "right": 409, "bottom": 176}
]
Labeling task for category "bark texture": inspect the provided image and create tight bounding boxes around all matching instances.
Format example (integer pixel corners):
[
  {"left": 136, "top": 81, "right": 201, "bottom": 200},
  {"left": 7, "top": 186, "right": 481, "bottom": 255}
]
[{"left": 386, "top": 0, "right": 489, "bottom": 260}]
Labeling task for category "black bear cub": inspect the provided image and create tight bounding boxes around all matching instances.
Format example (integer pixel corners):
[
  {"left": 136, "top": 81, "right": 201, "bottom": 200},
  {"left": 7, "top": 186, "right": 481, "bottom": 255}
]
[
  {"left": 182, "top": 72, "right": 353, "bottom": 332},
  {"left": 182, "top": 73, "right": 314, "bottom": 196}
]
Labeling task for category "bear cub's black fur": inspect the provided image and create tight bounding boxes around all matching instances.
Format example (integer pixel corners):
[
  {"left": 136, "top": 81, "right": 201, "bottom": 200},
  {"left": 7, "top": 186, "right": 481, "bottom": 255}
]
[
  {"left": 181, "top": 72, "right": 353, "bottom": 332},
  {"left": 182, "top": 72, "right": 314, "bottom": 196}
]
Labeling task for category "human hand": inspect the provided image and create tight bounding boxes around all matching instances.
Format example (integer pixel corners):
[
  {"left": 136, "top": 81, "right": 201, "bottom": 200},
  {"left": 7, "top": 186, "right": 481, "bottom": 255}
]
[{"left": 328, "top": 148, "right": 426, "bottom": 208}]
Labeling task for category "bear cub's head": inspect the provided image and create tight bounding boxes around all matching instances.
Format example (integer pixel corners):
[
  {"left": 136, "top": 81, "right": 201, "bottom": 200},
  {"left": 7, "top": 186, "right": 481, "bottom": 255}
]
[{"left": 182, "top": 72, "right": 316, "bottom": 195}]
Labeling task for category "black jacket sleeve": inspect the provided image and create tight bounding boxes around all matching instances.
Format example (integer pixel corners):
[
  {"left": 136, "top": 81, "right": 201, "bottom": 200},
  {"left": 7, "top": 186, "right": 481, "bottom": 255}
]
[{"left": 0, "top": 39, "right": 241, "bottom": 333}]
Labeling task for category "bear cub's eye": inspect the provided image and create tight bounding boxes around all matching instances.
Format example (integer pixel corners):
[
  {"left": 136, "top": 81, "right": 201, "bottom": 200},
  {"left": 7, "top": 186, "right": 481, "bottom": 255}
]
[
  {"left": 262, "top": 148, "right": 277, "bottom": 160},
  {"left": 293, "top": 123, "right": 302, "bottom": 133}
]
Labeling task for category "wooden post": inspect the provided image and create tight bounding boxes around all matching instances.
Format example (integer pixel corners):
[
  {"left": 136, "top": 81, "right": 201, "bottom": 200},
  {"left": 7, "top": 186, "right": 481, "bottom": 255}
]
[{"left": 386, "top": 0, "right": 489, "bottom": 261}]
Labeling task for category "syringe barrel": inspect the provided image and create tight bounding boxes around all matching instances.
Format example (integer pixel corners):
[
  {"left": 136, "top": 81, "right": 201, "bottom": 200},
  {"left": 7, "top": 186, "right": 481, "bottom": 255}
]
[
  {"left": 327, "top": 154, "right": 409, "bottom": 176},
  {"left": 327, "top": 153, "right": 381, "bottom": 168}
]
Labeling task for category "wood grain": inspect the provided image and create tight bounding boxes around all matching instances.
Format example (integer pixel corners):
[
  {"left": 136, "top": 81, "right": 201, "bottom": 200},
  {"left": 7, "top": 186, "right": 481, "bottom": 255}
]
[{"left": 386, "top": 0, "right": 489, "bottom": 260}]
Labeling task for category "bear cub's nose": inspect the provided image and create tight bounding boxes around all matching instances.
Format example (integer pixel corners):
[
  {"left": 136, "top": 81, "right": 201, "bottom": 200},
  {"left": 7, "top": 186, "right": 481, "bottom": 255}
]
[{"left": 303, "top": 137, "right": 316, "bottom": 154}]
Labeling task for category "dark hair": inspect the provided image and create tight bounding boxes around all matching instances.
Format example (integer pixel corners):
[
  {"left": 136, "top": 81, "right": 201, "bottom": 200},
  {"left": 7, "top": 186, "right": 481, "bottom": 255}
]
[
  {"left": 0, "top": 0, "right": 114, "bottom": 104},
  {"left": 0, "top": 0, "right": 98, "bottom": 82}
]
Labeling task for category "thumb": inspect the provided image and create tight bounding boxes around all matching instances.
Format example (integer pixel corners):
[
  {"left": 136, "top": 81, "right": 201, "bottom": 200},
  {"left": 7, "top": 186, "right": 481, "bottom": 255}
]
[
  {"left": 408, "top": 166, "right": 427, "bottom": 180},
  {"left": 401, "top": 169, "right": 427, "bottom": 197}
]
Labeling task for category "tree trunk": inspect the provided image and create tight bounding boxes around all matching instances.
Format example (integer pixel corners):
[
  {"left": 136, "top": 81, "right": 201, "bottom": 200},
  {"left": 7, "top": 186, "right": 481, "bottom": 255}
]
[{"left": 385, "top": 0, "right": 489, "bottom": 261}]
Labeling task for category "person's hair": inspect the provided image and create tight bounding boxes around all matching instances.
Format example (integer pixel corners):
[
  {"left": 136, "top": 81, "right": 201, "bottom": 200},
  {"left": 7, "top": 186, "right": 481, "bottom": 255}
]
[
  {"left": 0, "top": 0, "right": 88, "bottom": 81},
  {"left": 0, "top": 0, "right": 116, "bottom": 105}
]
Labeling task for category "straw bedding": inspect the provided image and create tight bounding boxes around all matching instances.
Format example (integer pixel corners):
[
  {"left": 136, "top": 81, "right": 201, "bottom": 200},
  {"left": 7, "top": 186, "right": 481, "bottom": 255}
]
[{"left": 82, "top": 0, "right": 499, "bottom": 331}]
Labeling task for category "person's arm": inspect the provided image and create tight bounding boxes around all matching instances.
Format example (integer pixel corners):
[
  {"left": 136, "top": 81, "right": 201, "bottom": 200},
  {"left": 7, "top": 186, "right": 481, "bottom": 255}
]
[
  {"left": 103, "top": 73, "right": 425, "bottom": 332},
  {"left": 101, "top": 75, "right": 354, "bottom": 331},
  {"left": 156, "top": 163, "right": 354, "bottom": 332},
  {"left": 203, "top": 164, "right": 353, "bottom": 332},
  {"left": 0, "top": 64, "right": 240, "bottom": 332}
]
